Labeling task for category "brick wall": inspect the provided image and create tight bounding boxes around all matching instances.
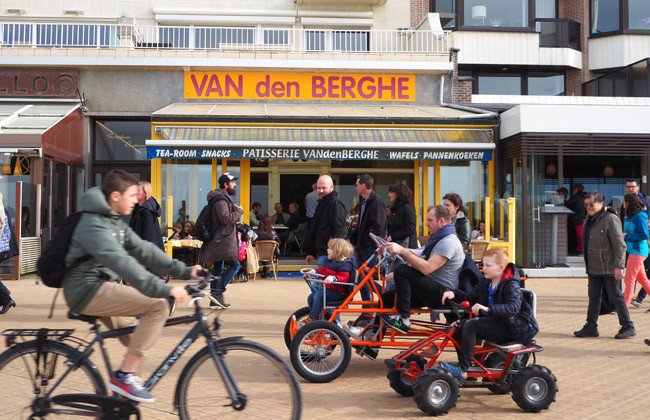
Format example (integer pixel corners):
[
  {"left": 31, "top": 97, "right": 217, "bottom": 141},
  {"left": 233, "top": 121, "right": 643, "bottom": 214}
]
[
  {"left": 559, "top": 0, "right": 592, "bottom": 95},
  {"left": 449, "top": 47, "right": 473, "bottom": 103},
  {"left": 410, "top": 0, "right": 429, "bottom": 28}
]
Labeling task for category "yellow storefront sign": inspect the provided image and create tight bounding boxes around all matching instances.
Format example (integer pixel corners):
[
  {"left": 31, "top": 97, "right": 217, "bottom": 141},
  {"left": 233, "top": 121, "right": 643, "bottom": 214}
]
[{"left": 184, "top": 71, "right": 415, "bottom": 101}]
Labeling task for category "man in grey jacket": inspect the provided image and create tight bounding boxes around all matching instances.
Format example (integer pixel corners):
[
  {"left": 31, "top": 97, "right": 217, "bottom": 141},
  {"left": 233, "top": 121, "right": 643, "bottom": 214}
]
[
  {"left": 63, "top": 169, "right": 202, "bottom": 403},
  {"left": 574, "top": 190, "right": 636, "bottom": 339},
  {"left": 198, "top": 172, "right": 244, "bottom": 309}
]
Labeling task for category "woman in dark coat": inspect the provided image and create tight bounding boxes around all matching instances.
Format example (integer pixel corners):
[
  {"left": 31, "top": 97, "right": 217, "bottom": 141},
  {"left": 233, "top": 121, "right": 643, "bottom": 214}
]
[
  {"left": 443, "top": 192, "right": 472, "bottom": 250},
  {"left": 0, "top": 193, "right": 18, "bottom": 314},
  {"left": 129, "top": 181, "right": 164, "bottom": 251},
  {"left": 387, "top": 184, "right": 417, "bottom": 249}
]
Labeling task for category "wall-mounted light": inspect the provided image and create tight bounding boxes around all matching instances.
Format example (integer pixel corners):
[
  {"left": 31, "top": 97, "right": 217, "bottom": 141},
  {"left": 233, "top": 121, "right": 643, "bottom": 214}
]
[
  {"left": 6, "top": 8, "right": 26, "bottom": 14},
  {"left": 603, "top": 164, "right": 614, "bottom": 177},
  {"left": 63, "top": 9, "right": 85, "bottom": 16}
]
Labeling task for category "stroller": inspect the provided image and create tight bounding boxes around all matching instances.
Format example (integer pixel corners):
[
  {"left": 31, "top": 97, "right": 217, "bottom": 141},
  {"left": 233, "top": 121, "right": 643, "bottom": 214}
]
[{"left": 235, "top": 223, "right": 257, "bottom": 282}]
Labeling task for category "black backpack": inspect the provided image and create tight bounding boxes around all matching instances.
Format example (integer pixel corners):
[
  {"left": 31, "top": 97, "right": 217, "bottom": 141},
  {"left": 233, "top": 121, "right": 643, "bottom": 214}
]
[
  {"left": 194, "top": 197, "right": 221, "bottom": 242},
  {"left": 37, "top": 211, "right": 91, "bottom": 288}
]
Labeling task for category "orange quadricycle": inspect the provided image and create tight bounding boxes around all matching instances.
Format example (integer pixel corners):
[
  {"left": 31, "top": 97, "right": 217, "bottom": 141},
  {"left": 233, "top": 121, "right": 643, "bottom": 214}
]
[{"left": 285, "top": 233, "right": 462, "bottom": 383}]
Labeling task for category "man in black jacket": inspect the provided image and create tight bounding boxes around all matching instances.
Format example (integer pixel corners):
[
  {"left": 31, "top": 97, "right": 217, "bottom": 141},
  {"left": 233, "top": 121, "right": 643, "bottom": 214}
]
[
  {"left": 350, "top": 174, "right": 386, "bottom": 268},
  {"left": 304, "top": 175, "right": 347, "bottom": 267}
]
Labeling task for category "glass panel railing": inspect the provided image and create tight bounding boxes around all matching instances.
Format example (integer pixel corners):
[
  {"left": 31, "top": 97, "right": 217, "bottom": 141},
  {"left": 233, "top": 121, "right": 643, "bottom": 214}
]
[{"left": 536, "top": 18, "right": 581, "bottom": 50}]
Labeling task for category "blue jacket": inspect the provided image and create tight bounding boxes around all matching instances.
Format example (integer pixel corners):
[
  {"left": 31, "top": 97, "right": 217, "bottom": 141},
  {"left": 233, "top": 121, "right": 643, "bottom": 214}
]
[{"left": 624, "top": 211, "right": 649, "bottom": 257}]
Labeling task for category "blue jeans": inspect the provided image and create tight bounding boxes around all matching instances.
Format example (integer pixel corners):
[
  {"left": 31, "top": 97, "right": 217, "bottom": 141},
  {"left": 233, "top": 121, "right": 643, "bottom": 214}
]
[
  {"left": 357, "top": 248, "right": 379, "bottom": 303},
  {"left": 210, "top": 260, "right": 240, "bottom": 294},
  {"left": 308, "top": 289, "right": 346, "bottom": 318}
]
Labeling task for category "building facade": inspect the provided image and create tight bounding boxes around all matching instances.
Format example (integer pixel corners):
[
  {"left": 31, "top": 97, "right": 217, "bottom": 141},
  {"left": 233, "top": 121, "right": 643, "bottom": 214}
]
[{"left": 1, "top": 0, "right": 503, "bottom": 275}]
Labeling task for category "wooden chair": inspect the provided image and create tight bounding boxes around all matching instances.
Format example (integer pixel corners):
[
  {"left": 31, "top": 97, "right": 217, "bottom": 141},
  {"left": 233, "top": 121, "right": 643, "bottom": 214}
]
[
  {"left": 417, "top": 236, "right": 429, "bottom": 248},
  {"left": 470, "top": 240, "right": 490, "bottom": 266},
  {"left": 254, "top": 240, "right": 279, "bottom": 281}
]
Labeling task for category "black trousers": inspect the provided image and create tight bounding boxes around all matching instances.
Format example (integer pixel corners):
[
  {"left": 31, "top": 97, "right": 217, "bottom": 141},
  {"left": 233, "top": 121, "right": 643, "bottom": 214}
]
[
  {"left": 0, "top": 280, "right": 11, "bottom": 305},
  {"left": 384, "top": 264, "right": 446, "bottom": 319},
  {"left": 587, "top": 275, "right": 633, "bottom": 329},
  {"left": 452, "top": 317, "right": 513, "bottom": 371}
]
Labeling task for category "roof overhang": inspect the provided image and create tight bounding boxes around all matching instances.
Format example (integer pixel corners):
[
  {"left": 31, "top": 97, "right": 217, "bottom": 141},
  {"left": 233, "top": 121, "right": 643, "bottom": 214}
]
[
  {"left": 501, "top": 104, "right": 650, "bottom": 139},
  {"left": 0, "top": 101, "right": 80, "bottom": 147}
]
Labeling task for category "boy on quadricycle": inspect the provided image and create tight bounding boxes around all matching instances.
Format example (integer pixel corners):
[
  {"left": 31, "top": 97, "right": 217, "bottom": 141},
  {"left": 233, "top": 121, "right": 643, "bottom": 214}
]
[{"left": 440, "top": 247, "right": 539, "bottom": 382}]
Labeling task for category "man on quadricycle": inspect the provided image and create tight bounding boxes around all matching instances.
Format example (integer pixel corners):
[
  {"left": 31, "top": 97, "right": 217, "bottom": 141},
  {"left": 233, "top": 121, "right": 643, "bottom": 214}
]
[{"left": 378, "top": 205, "right": 465, "bottom": 333}]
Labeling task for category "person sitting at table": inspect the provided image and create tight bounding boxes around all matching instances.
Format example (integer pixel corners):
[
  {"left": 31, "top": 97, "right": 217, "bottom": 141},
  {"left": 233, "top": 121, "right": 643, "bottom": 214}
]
[
  {"left": 279, "top": 202, "right": 305, "bottom": 255},
  {"left": 169, "top": 222, "right": 182, "bottom": 240},
  {"left": 175, "top": 221, "right": 194, "bottom": 240},
  {"left": 471, "top": 219, "right": 486, "bottom": 240},
  {"left": 271, "top": 202, "right": 290, "bottom": 226},
  {"left": 255, "top": 214, "right": 280, "bottom": 278},
  {"left": 171, "top": 221, "right": 196, "bottom": 263}
]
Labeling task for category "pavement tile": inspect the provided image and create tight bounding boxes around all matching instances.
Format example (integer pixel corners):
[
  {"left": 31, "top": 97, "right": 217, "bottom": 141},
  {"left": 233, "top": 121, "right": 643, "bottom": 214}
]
[{"left": 0, "top": 275, "right": 648, "bottom": 419}]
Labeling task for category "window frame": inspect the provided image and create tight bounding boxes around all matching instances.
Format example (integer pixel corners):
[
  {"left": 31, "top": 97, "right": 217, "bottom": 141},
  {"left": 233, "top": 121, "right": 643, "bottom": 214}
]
[
  {"left": 456, "top": 0, "right": 537, "bottom": 32},
  {"left": 462, "top": 66, "right": 566, "bottom": 96},
  {"left": 590, "top": 0, "right": 650, "bottom": 38}
]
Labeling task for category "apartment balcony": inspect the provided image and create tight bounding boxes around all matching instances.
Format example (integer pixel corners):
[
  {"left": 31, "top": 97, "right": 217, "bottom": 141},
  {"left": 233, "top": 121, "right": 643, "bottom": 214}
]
[
  {"left": 589, "top": 34, "right": 650, "bottom": 71},
  {"left": 450, "top": 19, "right": 582, "bottom": 70},
  {"left": 0, "top": 22, "right": 449, "bottom": 54}
]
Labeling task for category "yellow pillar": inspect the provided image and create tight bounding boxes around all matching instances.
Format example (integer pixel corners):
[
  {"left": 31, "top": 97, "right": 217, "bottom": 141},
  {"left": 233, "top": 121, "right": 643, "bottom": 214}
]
[
  {"left": 211, "top": 159, "right": 218, "bottom": 191},
  {"left": 422, "top": 160, "right": 429, "bottom": 236},
  {"left": 484, "top": 196, "right": 492, "bottom": 241},
  {"left": 507, "top": 197, "right": 516, "bottom": 264},
  {"left": 434, "top": 161, "right": 441, "bottom": 205},
  {"left": 414, "top": 160, "right": 420, "bottom": 236},
  {"left": 165, "top": 195, "right": 173, "bottom": 257},
  {"left": 240, "top": 159, "right": 250, "bottom": 225}
]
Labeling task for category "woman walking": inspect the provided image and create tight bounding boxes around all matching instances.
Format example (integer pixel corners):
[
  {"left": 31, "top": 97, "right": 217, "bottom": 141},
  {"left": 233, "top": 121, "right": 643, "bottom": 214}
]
[
  {"left": 0, "top": 193, "right": 18, "bottom": 314},
  {"left": 622, "top": 193, "right": 650, "bottom": 306}
]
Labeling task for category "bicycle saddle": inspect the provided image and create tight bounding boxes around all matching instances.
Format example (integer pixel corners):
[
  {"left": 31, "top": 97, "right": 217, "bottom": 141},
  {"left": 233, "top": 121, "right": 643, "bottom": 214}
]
[{"left": 68, "top": 311, "right": 100, "bottom": 323}]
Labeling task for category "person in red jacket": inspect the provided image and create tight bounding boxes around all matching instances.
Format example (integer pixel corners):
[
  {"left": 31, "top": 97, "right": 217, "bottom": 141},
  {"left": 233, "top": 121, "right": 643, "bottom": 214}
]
[{"left": 305, "top": 238, "right": 355, "bottom": 322}]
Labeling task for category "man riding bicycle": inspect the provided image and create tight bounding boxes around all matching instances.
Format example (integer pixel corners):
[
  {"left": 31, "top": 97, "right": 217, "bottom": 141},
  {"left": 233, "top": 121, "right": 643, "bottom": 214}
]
[{"left": 62, "top": 169, "right": 203, "bottom": 403}]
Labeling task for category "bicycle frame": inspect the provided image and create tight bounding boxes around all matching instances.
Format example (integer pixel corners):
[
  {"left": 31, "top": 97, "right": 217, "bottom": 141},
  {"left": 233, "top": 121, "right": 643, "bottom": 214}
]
[{"left": 20, "top": 298, "right": 246, "bottom": 416}]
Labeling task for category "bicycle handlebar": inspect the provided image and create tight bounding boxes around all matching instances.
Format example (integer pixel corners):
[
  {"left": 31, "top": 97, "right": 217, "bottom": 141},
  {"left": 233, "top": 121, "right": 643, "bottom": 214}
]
[{"left": 184, "top": 269, "right": 211, "bottom": 296}]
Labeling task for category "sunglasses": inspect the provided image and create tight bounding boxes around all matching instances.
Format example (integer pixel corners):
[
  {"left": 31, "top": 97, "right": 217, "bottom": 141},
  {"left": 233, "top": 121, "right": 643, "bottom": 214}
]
[{"left": 584, "top": 202, "right": 597, "bottom": 208}]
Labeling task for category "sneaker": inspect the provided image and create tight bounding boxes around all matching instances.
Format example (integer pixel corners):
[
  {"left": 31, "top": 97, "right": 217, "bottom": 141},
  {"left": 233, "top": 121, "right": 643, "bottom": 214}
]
[
  {"left": 109, "top": 372, "right": 154, "bottom": 403},
  {"left": 574, "top": 325, "right": 599, "bottom": 338},
  {"left": 343, "top": 324, "right": 364, "bottom": 340},
  {"left": 615, "top": 325, "right": 636, "bottom": 339},
  {"left": 646, "top": 308, "right": 650, "bottom": 313},
  {"left": 209, "top": 293, "right": 230, "bottom": 309},
  {"left": 441, "top": 361, "right": 467, "bottom": 383},
  {"left": 379, "top": 313, "right": 410, "bottom": 334},
  {"left": 644, "top": 338, "right": 650, "bottom": 346},
  {"left": 631, "top": 299, "right": 642, "bottom": 308},
  {"left": 355, "top": 345, "right": 378, "bottom": 360}
]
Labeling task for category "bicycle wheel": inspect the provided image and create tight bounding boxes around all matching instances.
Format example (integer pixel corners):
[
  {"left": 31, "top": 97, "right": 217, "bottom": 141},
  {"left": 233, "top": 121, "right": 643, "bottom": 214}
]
[
  {"left": 0, "top": 340, "right": 107, "bottom": 419},
  {"left": 175, "top": 339, "right": 301, "bottom": 420}
]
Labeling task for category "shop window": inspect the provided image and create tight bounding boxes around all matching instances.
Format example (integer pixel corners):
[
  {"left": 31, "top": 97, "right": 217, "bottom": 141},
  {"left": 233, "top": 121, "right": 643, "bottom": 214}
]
[
  {"left": 463, "top": 0, "right": 529, "bottom": 28},
  {"left": 160, "top": 160, "right": 214, "bottom": 235},
  {"left": 628, "top": 0, "right": 650, "bottom": 30},
  {"left": 94, "top": 120, "right": 149, "bottom": 161},
  {"left": 591, "top": 0, "right": 620, "bottom": 34},
  {"left": 250, "top": 173, "right": 269, "bottom": 215},
  {"left": 440, "top": 160, "right": 489, "bottom": 225}
]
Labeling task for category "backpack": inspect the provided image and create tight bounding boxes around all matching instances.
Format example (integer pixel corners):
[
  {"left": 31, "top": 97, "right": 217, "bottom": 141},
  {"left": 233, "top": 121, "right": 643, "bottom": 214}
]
[
  {"left": 37, "top": 211, "right": 91, "bottom": 288},
  {"left": 194, "top": 197, "right": 221, "bottom": 242}
]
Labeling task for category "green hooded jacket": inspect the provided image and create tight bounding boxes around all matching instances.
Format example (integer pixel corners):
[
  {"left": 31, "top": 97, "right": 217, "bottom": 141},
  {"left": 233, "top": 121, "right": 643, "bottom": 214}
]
[{"left": 63, "top": 187, "right": 192, "bottom": 313}]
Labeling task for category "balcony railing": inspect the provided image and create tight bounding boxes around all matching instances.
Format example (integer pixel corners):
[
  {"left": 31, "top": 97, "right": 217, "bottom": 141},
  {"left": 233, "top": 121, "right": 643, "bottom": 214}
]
[
  {"left": 536, "top": 18, "right": 580, "bottom": 51},
  {"left": 0, "top": 22, "right": 450, "bottom": 54}
]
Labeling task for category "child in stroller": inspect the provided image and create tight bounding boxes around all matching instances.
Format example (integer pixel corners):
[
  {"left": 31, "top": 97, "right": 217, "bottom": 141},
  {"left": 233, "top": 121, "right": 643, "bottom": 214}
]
[{"left": 234, "top": 223, "right": 257, "bottom": 282}]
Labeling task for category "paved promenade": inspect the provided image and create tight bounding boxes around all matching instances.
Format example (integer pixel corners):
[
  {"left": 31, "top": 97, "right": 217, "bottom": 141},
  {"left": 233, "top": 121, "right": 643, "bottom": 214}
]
[{"left": 0, "top": 275, "right": 648, "bottom": 419}]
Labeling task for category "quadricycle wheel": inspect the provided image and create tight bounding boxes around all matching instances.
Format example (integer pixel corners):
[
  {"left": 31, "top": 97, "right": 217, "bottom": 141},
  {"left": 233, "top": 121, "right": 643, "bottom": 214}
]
[
  {"left": 284, "top": 306, "right": 313, "bottom": 350},
  {"left": 510, "top": 364, "right": 557, "bottom": 413},
  {"left": 412, "top": 367, "right": 460, "bottom": 416},
  {"left": 289, "top": 320, "right": 351, "bottom": 383}
]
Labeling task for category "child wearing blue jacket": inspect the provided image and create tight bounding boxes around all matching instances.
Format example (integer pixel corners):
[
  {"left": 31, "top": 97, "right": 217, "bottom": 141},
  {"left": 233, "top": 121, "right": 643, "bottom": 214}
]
[
  {"left": 622, "top": 193, "right": 650, "bottom": 306},
  {"left": 440, "top": 248, "right": 538, "bottom": 382}
]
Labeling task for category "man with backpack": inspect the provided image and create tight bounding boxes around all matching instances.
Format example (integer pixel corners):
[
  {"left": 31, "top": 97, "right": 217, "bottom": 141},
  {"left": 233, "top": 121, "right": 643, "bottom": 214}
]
[
  {"left": 60, "top": 169, "right": 203, "bottom": 403},
  {"left": 198, "top": 172, "right": 244, "bottom": 308}
]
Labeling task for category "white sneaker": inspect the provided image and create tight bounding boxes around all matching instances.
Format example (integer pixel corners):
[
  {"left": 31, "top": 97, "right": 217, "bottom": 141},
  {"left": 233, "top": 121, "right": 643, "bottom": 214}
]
[{"left": 343, "top": 324, "right": 364, "bottom": 340}]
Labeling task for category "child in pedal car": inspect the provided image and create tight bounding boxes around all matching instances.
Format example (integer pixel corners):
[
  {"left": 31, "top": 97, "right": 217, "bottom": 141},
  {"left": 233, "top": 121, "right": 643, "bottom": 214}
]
[
  {"left": 440, "top": 248, "right": 538, "bottom": 382},
  {"left": 305, "top": 238, "right": 355, "bottom": 322}
]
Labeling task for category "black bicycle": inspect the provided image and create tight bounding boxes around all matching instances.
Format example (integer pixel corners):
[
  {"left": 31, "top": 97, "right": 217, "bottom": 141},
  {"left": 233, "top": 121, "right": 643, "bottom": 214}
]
[{"left": 0, "top": 273, "right": 302, "bottom": 419}]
